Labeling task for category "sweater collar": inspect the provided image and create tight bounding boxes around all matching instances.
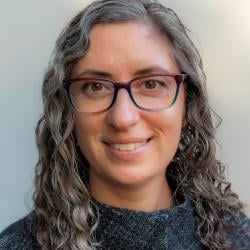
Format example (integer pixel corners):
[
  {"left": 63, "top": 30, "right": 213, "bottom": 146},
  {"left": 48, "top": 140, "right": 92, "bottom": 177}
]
[
  {"left": 91, "top": 190, "right": 193, "bottom": 221},
  {"left": 91, "top": 192, "right": 202, "bottom": 249}
]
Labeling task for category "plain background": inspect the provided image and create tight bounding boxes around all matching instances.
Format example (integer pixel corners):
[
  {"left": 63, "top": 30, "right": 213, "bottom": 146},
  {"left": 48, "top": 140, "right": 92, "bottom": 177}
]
[{"left": 0, "top": 0, "right": 249, "bottom": 231}]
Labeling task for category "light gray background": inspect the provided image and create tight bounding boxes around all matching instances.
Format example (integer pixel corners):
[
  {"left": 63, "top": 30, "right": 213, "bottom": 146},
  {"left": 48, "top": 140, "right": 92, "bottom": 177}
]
[{"left": 0, "top": 0, "right": 249, "bottom": 231}]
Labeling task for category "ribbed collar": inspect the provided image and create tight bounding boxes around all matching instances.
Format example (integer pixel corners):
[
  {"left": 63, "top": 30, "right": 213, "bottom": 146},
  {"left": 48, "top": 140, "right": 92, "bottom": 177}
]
[{"left": 91, "top": 192, "right": 202, "bottom": 249}]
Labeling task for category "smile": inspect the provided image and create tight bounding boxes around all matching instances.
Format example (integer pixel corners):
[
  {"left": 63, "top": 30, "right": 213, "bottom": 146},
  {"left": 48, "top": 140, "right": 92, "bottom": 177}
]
[
  {"left": 103, "top": 138, "right": 152, "bottom": 161},
  {"left": 110, "top": 141, "right": 147, "bottom": 151}
]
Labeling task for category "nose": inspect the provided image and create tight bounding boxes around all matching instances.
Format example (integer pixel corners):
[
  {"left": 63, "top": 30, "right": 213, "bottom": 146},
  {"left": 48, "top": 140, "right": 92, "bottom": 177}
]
[{"left": 107, "top": 89, "right": 140, "bottom": 130}]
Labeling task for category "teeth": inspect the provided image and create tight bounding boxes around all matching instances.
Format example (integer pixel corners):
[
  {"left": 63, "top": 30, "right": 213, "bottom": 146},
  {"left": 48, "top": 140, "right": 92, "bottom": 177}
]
[
  {"left": 113, "top": 144, "right": 120, "bottom": 150},
  {"left": 110, "top": 141, "right": 147, "bottom": 151}
]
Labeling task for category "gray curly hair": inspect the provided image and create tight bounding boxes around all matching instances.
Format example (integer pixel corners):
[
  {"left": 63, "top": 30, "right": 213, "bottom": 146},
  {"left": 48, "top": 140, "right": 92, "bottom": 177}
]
[{"left": 33, "top": 0, "right": 245, "bottom": 249}]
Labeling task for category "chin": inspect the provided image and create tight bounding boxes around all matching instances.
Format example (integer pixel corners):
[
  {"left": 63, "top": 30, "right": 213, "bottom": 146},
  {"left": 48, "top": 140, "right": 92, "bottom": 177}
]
[{"left": 104, "top": 165, "right": 160, "bottom": 187}]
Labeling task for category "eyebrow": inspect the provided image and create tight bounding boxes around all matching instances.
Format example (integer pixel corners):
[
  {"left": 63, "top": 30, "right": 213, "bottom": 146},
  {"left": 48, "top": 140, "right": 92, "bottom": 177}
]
[
  {"left": 134, "top": 66, "right": 171, "bottom": 76},
  {"left": 74, "top": 66, "right": 172, "bottom": 78},
  {"left": 76, "top": 69, "right": 112, "bottom": 78}
]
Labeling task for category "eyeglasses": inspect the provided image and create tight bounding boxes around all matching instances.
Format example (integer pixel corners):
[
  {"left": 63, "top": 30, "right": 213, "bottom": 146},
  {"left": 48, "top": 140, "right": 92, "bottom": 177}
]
[{"left": 63, "top": 73, "right": 187, "bottom": 113}]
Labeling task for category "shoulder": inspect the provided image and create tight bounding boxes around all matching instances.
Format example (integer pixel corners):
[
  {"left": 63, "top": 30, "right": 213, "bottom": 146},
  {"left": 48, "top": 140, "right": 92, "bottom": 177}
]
[
  {"left": 224, "top": 211, "right": 250, "bottom": 249},
  {"left": 0, "top": 211, "right": 37, "bottom": 250}
]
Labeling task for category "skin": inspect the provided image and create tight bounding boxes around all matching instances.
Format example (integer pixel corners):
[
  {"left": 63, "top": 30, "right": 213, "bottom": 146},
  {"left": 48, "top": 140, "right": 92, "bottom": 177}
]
[{"left": 72, "top": 22, "right": 185, "bottom": 212}]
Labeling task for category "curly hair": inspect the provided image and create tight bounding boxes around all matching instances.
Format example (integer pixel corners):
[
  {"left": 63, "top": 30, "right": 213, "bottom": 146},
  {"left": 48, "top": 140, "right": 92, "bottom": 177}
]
[{"left": 33, "top": 0, "right": 246, "bottom": 249}]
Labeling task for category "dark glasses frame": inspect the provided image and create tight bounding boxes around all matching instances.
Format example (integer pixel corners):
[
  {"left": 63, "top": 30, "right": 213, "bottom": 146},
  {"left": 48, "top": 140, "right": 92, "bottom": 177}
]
[{"left": 63, "top": 73, "right": 187, "bottom": 113}]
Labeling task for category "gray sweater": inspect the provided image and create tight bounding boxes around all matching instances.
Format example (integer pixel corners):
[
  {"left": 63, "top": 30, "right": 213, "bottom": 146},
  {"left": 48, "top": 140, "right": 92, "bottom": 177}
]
[{"left": 0, "top": 193, "right": 250, "bottom": 249}]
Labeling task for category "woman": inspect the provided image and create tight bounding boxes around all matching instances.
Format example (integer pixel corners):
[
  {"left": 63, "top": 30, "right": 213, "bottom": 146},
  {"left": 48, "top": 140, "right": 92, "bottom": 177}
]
[{"left": 0, "top": 0, "right": 249, "bottom": 249}]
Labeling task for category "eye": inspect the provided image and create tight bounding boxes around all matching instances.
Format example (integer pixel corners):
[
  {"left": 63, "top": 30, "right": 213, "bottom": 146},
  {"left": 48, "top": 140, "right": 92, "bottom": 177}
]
[
  {"left": 132, "top": 76, "right": 174, "bottom": 98},
  {"left": 82, "top": 81, "right": 104, "bottom": 92},
  {"left": 77, "top": 79, "right": 113, "bottom": 98},
  {"left": 81, "top": 80, "right": 113, "bottom": 93},
  {"left": 141, "top": 78, "right": 168, "bottom": 91},
  {"left": 144, "top": 80, "right": 162, "bottom": 89}
]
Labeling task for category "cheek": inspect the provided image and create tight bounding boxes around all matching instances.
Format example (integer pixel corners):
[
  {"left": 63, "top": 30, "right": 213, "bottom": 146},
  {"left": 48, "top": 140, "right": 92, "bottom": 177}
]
[
  {"left": 157, "top": 110, "right": 183, "bottom": 146},
  {"left": 162, "top": 106, "right": 184, "bottom": 135},
  {"left": 74, "top": 114, "right": 104, "bottom": 149},
  {"left": 152, "top": 91, "right": 185, "bottom": 153},
  {"left": 74, "top": 115, "right": 105, "bottom": 168}
]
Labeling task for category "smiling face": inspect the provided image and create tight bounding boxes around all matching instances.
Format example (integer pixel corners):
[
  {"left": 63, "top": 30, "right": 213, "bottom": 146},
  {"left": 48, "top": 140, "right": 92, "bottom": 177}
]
[{"left": 71, "top": 22, "right": 185, "bottom": 192}]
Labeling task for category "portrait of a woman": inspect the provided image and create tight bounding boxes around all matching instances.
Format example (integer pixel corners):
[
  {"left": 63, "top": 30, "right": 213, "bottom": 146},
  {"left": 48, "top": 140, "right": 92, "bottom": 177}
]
[{"left": 0, "top": 0, "right": 249, "bottom": 249}]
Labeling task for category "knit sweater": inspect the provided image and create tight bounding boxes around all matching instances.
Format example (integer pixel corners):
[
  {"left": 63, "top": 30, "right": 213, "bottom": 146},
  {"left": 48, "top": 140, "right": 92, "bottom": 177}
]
[
  {"left": 91, "top": 195, "right": 202, "bottom": 249},
  {"left": 0, "top": 193, "right": 250, "bottom": 250}
]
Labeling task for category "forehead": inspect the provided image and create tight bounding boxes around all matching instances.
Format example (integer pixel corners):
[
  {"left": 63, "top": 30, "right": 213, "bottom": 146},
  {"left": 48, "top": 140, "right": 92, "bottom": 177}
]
[{"left": 71, "top": 22, "right": 179, "bottom": 78}]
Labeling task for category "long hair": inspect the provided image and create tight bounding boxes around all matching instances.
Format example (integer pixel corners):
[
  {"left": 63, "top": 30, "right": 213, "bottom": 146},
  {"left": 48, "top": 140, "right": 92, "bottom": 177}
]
[{"left": 33, "top": 0, "right": 245, "bottom": 249}]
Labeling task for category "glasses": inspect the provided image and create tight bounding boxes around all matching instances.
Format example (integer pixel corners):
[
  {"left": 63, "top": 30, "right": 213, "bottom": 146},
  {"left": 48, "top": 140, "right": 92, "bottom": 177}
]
[{"left": 63, "top": 73, "right": 187, "bottom": 113}]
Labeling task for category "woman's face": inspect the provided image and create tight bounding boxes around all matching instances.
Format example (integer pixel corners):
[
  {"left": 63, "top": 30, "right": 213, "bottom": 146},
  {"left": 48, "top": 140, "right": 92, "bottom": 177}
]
[{"left": 71, "top": 22, "right": 185, "bottom": 188}]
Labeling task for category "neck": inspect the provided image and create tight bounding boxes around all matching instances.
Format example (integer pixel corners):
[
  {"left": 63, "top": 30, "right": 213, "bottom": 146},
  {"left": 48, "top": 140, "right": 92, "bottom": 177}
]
[{"left": 89, "top": 171, "right": 174, "bottom": 212}]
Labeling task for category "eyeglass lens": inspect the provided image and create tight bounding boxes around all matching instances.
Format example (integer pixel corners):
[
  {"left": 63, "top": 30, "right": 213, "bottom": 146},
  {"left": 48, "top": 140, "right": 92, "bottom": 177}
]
[{"left": 68, "top": 75, "right": 179, "bottom": 112}]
